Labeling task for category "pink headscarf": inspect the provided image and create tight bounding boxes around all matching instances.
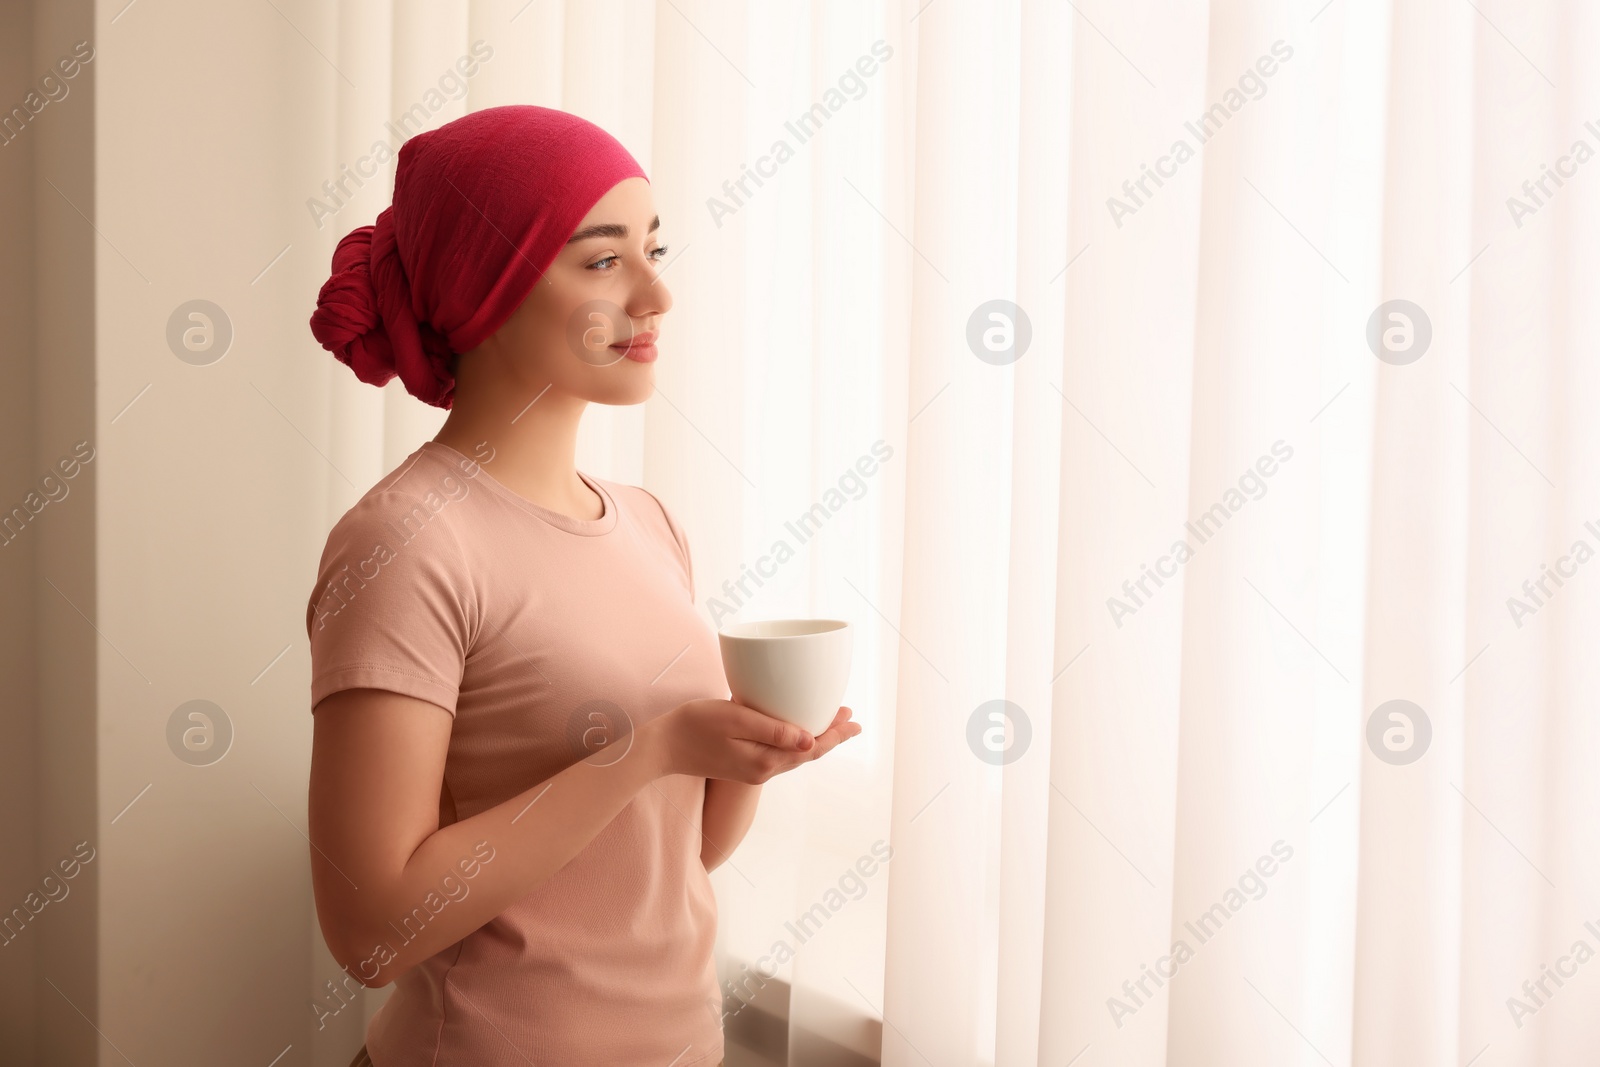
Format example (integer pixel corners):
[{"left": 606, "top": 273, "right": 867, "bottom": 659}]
[{"left": 309, "top": 105, "right": 648, "bottom": 409}]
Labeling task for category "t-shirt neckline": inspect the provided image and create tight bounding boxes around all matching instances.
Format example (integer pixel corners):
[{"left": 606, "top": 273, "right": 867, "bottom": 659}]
[{"left": 421, "top": 440, "right": 618, "bottom": 537}]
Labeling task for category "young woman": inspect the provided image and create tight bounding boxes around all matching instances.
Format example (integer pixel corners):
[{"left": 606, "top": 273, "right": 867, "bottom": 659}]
[{"left": 305, "top": 105, "right": 859, "bottom": 1067}]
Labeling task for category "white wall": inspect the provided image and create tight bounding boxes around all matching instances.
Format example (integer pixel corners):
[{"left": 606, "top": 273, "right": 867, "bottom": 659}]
[
  {"left": 89, "top": 0, "right": 395, "bottom": 1061},
  {"left": 2, "top": 0, "right": 98, "bottom": 1062}
]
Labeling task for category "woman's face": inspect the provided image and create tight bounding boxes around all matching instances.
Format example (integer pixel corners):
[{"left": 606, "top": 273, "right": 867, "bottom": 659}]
[{"left": 470, "top": 176, "right": 672, "bottom": 405}]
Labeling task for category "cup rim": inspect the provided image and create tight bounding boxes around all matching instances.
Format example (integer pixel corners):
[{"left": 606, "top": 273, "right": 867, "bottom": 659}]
[{"left": 718, "top": 618, "right": 851, "bottom": 641}]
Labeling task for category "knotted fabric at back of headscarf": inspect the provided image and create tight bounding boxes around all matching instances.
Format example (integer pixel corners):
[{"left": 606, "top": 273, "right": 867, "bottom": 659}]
[{"left": 309, "top": 105, "right": 648, "bottom": 409}]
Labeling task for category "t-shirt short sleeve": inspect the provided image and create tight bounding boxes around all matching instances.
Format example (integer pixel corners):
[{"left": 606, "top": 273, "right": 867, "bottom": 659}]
[
  {"left": 638, "top": 486, "right": 695, "bottom": 603},
  {"left": 304, "top": 490, "right": 474, "bottom": 717}
]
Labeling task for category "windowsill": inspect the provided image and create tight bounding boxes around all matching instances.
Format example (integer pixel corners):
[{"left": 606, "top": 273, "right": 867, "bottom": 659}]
[{"left": 721, "top": 966, "right": 881, "bottom": 1067}]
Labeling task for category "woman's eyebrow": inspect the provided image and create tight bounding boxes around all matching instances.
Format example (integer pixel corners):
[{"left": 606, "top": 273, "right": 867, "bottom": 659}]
[{"left": 566, "top": 215, "right": 661, "bottom": 244}]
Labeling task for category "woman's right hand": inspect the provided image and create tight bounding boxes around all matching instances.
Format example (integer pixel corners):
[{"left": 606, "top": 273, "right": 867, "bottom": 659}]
[{"left": 644, "top": 697, "right": 827, "bottom": 783}]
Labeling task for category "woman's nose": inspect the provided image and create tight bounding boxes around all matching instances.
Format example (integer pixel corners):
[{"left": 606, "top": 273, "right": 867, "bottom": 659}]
[{"left": 634, "top": 257, "right": 673, "bottom": 319}]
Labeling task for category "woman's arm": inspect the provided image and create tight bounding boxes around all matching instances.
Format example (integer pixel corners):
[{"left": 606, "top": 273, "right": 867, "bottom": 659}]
[
  {"left": 310, "top": 691, "right": 825, "bottom": 989},
  {"left": 700, "top": 780, "right": 763, "bottom": 872},
  {"left": 309, "top": 687, "right": 671, "bottom": 989},
  {"left": 697, "top": 706, "right": 860, "bottom": 872}
]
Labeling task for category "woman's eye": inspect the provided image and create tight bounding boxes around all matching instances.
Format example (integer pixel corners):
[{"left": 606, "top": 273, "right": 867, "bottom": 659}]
[{"left": 586, "top": 246, "right": 668, "bottom": 272}]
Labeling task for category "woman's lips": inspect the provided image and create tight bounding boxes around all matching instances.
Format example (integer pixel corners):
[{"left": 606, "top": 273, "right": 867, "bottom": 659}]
[{"left": 609, "top": 332, "right": 658, "bottom": 363}]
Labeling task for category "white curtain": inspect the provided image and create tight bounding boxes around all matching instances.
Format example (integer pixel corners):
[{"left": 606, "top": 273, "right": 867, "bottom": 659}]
[{"left": 313, "top": 1, "right": 1599, "bottom": 1064}]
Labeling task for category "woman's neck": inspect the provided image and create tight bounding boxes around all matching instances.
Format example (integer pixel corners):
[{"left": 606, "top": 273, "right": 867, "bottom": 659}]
[{"left": 432, "top": 389, "right": 600, "bottom": 520}]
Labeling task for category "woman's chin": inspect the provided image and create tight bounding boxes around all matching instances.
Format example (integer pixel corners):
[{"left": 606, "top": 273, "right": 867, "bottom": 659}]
[{"left": 585, "top": 373, "right": 655, "bottom": 407}]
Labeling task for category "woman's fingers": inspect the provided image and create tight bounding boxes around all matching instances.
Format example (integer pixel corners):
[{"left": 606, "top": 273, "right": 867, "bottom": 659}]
[
  {"left": 798, "top": 718, "right": 862, "bottom": 762},
  {"left": 733, "top": 706, "right": 812, "bottom": 751},
  {"left": 735, "top": 703, "right": 853, "bottom": 751},
  {"left": 734, "top": 704, "right": 859, "bottom": 774},
  {"left": 819, "top": 703, "right": 857, "bottom": 739},
  {"left": 768, "top": 721, "right": 860, "bottom": 775}
]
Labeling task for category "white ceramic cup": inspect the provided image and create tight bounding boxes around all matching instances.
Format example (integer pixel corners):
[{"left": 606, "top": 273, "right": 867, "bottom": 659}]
[{"left": 717, "top": 619, "right": 853, "bottom": 737}]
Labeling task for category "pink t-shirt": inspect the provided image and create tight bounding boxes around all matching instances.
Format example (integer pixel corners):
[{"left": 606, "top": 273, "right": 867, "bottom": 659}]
[{"left": 305, "top": 439, "right": 726, "bottom": 1066}]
